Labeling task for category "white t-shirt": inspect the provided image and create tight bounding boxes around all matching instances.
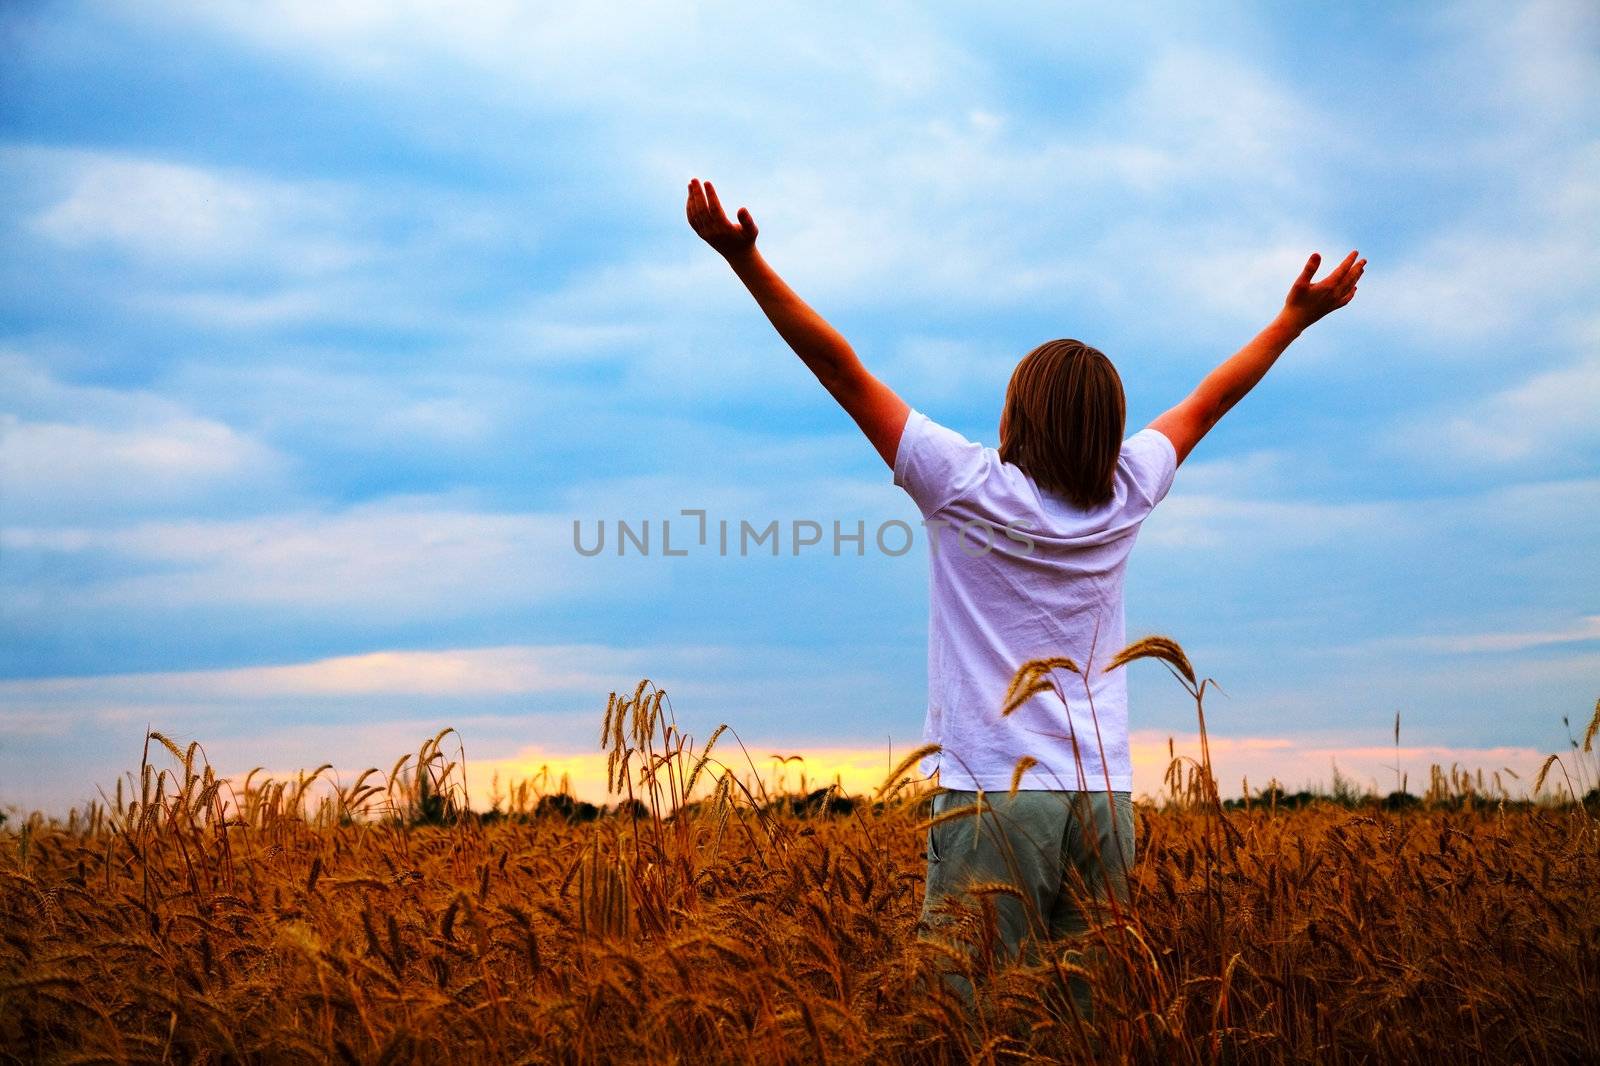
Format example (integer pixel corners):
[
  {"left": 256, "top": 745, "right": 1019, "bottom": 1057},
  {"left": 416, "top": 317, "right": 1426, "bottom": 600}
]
[{"left": 892, "top": 410, "right": 1178, "bottom": 792}]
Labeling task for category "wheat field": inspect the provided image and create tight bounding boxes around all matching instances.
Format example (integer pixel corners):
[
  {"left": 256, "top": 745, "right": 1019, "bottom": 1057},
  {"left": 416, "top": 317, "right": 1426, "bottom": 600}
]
[{"left": 2, "top": 646, "right": 1598, "bottom": 1064}]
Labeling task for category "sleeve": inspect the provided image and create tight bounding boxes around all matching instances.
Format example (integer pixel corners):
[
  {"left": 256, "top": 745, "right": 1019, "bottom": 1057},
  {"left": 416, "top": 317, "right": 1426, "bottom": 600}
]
[
  {"left": 892, "top": 409, "right": 990, "bottom": 519},
  {"left": 1120, "top": 427, "right": 1179, "bottom": 511}
]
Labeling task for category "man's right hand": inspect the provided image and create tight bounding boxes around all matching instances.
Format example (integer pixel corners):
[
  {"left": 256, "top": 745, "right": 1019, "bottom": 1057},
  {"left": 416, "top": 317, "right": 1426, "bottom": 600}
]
[
  {"left": 1282, "top": 250, "right": 1366, "bottom": 329},
  {"left": 686, "top": 178, "right": 759, "bottom": 260},
  {"left": 1151, "top": 249, "right": 1369, "bottom": 467}
]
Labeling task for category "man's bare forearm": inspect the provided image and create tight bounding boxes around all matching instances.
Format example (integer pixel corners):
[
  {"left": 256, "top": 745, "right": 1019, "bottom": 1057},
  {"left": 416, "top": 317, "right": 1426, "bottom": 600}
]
[
  {"left": 1187, "top": 309, "right": 1308, "bottom": 429},
  {"left": 723, "top": 247, "right": 858, "bottom": 387},
  {"left": 686, "top": 178, "right": 910, "bottom": 465},
  {"left": 1150, "top": 250, "right": 1362, "bottom": 465}
]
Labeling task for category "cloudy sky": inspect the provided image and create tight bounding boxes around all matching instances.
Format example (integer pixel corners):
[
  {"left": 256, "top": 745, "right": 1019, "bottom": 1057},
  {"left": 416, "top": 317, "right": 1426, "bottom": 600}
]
[{"left": 2, "top": 1, "right": 1597, "bottom": 814}]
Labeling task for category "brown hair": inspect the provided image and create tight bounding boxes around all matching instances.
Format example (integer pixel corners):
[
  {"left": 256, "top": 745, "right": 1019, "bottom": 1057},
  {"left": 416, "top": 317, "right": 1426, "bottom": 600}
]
[{"left": 998, "top": 338, "right": 1126, "bottom": 509}]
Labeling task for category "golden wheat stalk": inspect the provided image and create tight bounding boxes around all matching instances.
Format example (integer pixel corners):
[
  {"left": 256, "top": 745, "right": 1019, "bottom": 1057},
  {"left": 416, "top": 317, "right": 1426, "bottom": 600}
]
[
  {"left": 1104, "top": 635, "right": 1197, "bottom": 688},
  {"left": 913, "top": 797, "right": 991, "bottom": 835},
  {"left": 1000, "top": 657, "right": 1080, "bottom": 717},
  {"left": 1008, "top": 756, "right": 1039, "bottom": 796},
  {"left": 1532, "top": 753, "right": 1561, "bottom": 796},
  {"left": 876, "top": 744, "right": 941, "bottom": 799}
]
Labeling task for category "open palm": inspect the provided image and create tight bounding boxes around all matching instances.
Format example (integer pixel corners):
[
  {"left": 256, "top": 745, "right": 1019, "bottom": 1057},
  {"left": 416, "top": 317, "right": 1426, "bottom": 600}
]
[
  {"left": 1284, "top": 250, "right": 1366, "bottom": 327},
  {"left": 686, "top": 178, "right": 758, "bottom": 259}
]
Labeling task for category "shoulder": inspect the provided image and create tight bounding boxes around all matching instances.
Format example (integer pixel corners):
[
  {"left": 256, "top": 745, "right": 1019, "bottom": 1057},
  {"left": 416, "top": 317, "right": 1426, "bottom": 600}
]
[
  {"left": 1117, "top": 427, "right": 1179, "bottom": 509},
  {"left": 893, "top": 410, "right": 999, "bottom": 519},
  {"left": 1121, "top": 427, "right": 1178, "bottom": 468}
]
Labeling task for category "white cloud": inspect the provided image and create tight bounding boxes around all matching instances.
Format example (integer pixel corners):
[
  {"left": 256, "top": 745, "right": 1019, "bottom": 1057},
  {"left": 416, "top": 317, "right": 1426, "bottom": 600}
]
[
  {"left": 141, "top": 0, "right": 1339, "bottom": 328},
  {"left": 3, "top": 145, "right": 529, "bottom": 334},
  {"left": 0, "top": 352, "right": 286, "bottom": 520},
  {"left": 166, "top": 361, "right": 506, "bottom": 448},
  {"left": 1356, "top": 615, "right": 1600, "bottom": 655},
  {"left": 700, "top": 45, "right": 1337, "bottom": 314},
  {"left": 1439, "top": 0, "right": 1600, "bottom": 127},
  {"left": 1359, "top": 223, "right": 1598, "bottom": 345},
  {"left": 0, "top": 425, "right": 922, "bottom": 628},
  {"left": 1118, "top": 48, "right": 1324, "bottom": 194},
  {"left": 16, "top": 146, "right": 363, "bottom": 271},
  {"left": 0, "top": 643, "right": 666, "bottom": 703},
  {"left": 0, "top": 416, "right": 275, "bottom": 494},
  {"left": 145, "top": 288, "right": 358, "bottom": 329},
  {"left": 1137, "top": 470, "right": 1600, "bottom": 574},
  {"left": 1141, "top": 493, "right": 1402, "bottom": 551},
  {"left": 1406, "top": 352, "right": 1600, "bottom": 465},
  {"left": 155, "top": 0, "right": 982, "bottom": 117},
  {"left": 3, "top": 498, "right": 603, "bottom": 617},
  {"left": 1169, "top": 449, "right": 1298, "bottom": 497}
]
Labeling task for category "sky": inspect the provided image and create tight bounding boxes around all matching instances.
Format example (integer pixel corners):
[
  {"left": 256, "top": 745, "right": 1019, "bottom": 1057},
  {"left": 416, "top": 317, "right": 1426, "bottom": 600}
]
[{"left": 2, "top": 1, "right": 1597, "bottom": 815}]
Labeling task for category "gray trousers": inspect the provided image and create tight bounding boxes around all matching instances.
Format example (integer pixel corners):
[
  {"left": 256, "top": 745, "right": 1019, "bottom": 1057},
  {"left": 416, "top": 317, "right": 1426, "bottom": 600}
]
[{"left": 917, "top": 788, "right": 1135, "bottom": 1019}]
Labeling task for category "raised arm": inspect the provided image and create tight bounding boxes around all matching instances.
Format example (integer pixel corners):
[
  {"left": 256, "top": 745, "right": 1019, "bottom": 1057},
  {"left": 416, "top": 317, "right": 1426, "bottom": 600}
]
[
  {"left": 1150, "top": 250, "right": 1366, "bottom": 465},
  {"left": 686, "top": 178, "right": 910, "bottom": 468}
]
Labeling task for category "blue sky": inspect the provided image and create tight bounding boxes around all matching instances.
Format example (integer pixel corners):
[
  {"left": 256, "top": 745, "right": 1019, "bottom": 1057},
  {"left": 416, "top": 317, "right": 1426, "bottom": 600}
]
[{"left": 2, "top": 1, "right": 1597, "bottom": 813}]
